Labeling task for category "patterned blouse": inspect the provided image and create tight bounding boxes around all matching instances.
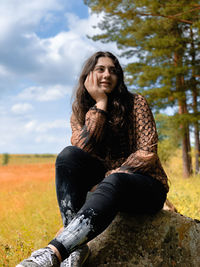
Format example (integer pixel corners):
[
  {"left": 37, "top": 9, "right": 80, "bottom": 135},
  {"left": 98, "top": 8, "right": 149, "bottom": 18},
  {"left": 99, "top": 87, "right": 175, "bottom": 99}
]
[{"left": 70, "top": 93, "right": 169, "bottom": 192}]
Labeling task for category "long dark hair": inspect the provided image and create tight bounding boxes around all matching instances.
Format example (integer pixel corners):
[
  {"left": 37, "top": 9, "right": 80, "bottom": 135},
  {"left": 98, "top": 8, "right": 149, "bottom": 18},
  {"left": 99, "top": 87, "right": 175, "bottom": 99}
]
[{"left": 72, "top": 51, "right": 132, "bottom": 128}]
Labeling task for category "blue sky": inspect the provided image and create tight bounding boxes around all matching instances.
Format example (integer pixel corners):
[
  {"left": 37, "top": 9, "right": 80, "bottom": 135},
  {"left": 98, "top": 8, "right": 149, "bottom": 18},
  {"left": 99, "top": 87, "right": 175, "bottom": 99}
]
[{"left": 0, "top": 0, "right": 121, "bottom": 154}]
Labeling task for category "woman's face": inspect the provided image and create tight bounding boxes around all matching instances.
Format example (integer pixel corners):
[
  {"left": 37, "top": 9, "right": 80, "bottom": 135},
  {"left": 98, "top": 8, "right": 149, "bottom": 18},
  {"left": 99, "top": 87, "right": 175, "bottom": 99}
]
[{"left": 93, "top": 57, "right": 118, "bottom": 94}]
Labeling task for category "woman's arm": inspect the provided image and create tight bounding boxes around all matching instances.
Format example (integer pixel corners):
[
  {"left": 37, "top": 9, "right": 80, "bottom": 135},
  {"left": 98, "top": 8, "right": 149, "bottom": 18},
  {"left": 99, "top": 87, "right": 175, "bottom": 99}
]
[
  {"left": 70, "top": 108, "right": 107, "bottom": 154},
  {"left": 71, "top": 71, "right": 108, "bottom": 154},
  {"left": 106, "top": 94, "right": 160, "bottom": 176}
]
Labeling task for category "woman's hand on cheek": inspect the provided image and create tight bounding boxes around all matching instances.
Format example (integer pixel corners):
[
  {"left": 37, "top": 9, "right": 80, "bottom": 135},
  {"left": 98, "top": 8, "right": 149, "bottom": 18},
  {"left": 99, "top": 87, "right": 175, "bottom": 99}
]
[{"left": 84, "top": 71, "right": 108, "bottom": 104}]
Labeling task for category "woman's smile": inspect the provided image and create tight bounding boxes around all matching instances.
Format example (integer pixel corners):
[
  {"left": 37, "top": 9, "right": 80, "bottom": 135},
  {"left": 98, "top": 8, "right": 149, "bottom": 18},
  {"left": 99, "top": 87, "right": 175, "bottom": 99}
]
[{"left": 99, "top": 81, "right": 111, "bottom": 87}]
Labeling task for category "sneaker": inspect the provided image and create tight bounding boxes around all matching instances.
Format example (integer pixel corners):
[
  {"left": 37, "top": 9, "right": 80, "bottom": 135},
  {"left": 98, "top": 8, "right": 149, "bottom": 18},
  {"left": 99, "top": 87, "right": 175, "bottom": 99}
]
[
  {"left": 61, "top": 245, "right": 90, "bottom": 267},
  {"left": 16, "top": 247, "right": 60, "bottom": 267}
]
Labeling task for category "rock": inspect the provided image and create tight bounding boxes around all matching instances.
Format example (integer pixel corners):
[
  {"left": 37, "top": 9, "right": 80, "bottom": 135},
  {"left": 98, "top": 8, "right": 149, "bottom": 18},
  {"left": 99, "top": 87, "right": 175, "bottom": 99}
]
[
  {"left": 163, "top": 199, "right": 178, "bottom": 212},
  {"left": 86, "top": 210, "right": 200, "bottom": 267}
]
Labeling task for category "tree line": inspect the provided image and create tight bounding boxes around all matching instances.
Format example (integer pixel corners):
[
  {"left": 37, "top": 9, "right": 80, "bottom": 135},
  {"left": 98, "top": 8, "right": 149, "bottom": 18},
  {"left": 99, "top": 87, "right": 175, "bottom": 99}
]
[{"left": 84, "top": 0, "right": 200, "bottom": 177}]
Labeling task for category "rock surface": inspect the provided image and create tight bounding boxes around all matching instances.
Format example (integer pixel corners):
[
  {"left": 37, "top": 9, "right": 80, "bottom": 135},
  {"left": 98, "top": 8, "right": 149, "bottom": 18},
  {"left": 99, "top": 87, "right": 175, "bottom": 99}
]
[{"left": 85, "top": 210, "right": 200, "bottom": 267}]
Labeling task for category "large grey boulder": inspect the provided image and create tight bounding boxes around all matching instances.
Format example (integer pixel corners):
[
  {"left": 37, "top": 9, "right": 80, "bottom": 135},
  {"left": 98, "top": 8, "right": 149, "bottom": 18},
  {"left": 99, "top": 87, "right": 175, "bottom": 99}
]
[{"left": 86, "top": 210, "right": 200, "bottom": 267}]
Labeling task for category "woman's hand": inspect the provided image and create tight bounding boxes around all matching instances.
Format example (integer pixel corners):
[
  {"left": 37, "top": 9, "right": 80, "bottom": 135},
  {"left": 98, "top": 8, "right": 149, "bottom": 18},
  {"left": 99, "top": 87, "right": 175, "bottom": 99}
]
[
  {"left": 90, "top": 184, "right": 98, "bottom": 192},
  {"left": 84, "top": 71, "right": 108, "bottom": 110}
]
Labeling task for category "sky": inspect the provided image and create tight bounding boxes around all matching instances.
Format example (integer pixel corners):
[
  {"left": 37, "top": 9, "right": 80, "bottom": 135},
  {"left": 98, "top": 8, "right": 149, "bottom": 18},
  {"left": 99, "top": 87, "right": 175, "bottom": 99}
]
[{"left": 0, "top": 0, "right": 122, "bottom": 154}]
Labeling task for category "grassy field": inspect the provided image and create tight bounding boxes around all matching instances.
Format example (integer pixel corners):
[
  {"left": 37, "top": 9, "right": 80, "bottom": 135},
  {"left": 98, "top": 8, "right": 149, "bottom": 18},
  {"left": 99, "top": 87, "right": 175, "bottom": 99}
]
[
  {"left": 0, "top": 152, "right": 200, "bottom": 266},
  {"left": 164, "top": 150, "right": 200, "bottom": 220},
  {"left": 0, "top": 159, "right": 62, "bottom": 267},
  {"left": 0, "top": 153, "right": 56, "bottom": 166}
]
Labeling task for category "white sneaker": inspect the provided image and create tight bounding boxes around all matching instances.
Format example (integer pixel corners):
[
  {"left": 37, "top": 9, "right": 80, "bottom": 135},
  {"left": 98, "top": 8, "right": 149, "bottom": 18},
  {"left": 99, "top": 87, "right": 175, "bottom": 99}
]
[
  {"left": 61, "top": 245, "right": 90, "bottom": 267},
  {"left": 16, "top": 247, "right": 60, "bottom": 267}
]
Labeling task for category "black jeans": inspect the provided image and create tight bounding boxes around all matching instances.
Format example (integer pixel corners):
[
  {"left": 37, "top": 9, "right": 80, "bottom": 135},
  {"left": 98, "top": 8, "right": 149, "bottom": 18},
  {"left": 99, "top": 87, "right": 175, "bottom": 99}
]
[{"left": 50, "top": 146, "right": 167, "bottom": 260}]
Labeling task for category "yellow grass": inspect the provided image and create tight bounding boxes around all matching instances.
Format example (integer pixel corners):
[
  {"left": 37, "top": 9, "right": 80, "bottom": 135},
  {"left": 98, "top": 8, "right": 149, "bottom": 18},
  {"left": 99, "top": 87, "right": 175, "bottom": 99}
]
[
  {"left": 0, "top": 152, "right": 199, "bottom": 266},
  {"left": 0, "top": 154, "right": 56, "bottom": 166},
  {"left": 0, "top": 162, "right": 62, "bottom": 266},
  {"left": 164, "top": 150, "right": 200, "bottom": 220}
]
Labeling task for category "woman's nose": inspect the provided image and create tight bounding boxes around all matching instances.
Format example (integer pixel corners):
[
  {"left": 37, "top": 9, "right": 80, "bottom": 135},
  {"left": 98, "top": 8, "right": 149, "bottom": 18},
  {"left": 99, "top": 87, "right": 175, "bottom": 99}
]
[{"left": 103, "top": 68, "right": 110, "bottom": 78}]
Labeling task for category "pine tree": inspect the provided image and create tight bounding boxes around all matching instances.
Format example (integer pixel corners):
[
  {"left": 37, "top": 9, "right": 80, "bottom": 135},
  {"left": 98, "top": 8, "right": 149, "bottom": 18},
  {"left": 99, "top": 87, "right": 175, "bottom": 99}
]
[
  {"left": 188, "top": 27, "right": 200, "bottom": 174},
  {"left": 85, "top": 0, "right": 200, "bottom": 177}
]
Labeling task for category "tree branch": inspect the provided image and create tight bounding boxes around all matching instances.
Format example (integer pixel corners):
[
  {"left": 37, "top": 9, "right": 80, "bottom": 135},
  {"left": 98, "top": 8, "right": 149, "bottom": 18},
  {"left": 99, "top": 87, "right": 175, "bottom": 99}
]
[
  {"left": 135, "top": 5, "right": 200, "bottom": 25},
  {"left": 136, "top": 11, "right": 193, "bottom": 24}
]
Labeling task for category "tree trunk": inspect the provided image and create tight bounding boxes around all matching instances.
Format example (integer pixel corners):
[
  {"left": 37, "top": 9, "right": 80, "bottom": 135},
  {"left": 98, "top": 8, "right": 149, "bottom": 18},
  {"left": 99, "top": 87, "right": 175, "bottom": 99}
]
[
  {"left": 190, "top": 28, "right": 200, "bottom": 174},
  {"left": 174, "top": 51, "right": 193, "bottom": 177},
  {"left": 194, "top": 123, "right": 200, "bottom": 174},
  {"left": 178, "top": 98, "right": 193, "bottom": 177},
  {"left": 181, "top": 123, "right": 192, "bottom": 177},
  {"left": 192, "top": 83, "right": 200, "bottom": 174}
]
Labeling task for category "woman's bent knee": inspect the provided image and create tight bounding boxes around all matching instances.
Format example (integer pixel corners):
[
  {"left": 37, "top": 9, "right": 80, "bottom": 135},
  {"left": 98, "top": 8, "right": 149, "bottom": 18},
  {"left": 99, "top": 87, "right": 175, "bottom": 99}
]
[
  {"left": 56, "top": 146, "right": 85, "bottom": 166},
  {"left": 99, "top": 173, "right": 126, "bottom": 193}
]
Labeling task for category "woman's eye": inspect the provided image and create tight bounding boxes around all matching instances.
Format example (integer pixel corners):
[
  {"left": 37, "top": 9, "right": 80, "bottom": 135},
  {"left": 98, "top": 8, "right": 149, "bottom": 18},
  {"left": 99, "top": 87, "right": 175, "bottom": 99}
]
[
  {"left": 110, "top": 68, "right": 116, "bottom": 74},
  {"left": 96, "top": 67, "right": 104, "bottom": 72},
  {"left": 94, "top": 67, "right": 116, "bottom": 74}
]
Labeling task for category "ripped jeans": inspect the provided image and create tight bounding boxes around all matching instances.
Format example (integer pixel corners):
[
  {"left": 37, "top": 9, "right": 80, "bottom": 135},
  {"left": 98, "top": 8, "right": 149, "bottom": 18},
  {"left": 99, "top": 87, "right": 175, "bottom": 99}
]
[{"left": 49, "top": 146, "right": 167, "bottom": 261}]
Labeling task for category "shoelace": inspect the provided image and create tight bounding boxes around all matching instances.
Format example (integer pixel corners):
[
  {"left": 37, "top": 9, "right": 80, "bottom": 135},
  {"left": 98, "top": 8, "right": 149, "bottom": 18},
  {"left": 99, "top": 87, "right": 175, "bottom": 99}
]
[
  {"left": 62, "top": 246, "right": 89, "bottom": 267},
  {"left": 69, "top": 251, "right": 80, "bottom": 266},
  {"left": 62, "top": 250, "right": 80, "bottom": 267},
  {"left": 30, "top": 248, "right": 54, "bottom": 266},
  {"left": 62, "top": 253, "right": 74, "bottom": 267}
]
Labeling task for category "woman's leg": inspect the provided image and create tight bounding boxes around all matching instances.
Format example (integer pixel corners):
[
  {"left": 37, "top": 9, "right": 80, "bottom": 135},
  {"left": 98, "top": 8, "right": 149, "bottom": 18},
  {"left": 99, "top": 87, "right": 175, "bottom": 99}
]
[
  {"left": 50, "top": 172, "right": 167, "bottom": 261},
  {"left": 17, "top": 171, "right": 167, "bottom": 266},
  {"left": 16, "top": 146, "right": 107, "bottom": 267},
  {"left": 55, "top": 145, "right": 107, "bottom": 227},
  {"left": 50, "top": 173, "right": 166, "bottom": 259}
]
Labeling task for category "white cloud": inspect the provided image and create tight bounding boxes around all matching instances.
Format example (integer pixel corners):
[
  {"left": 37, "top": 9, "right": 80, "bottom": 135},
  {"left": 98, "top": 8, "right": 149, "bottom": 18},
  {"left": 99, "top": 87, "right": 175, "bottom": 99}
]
[
  {"left": 24, "top": 120, "right": 37, "bottom": 132},
  {"left": 24, "top": 119, "right": 69, "bottom": 133},
  {"left": 65, "top": 11, "right": 103, "bottom": 37},
  {"left": 64, "top": 11, "right": 121, "bottom": 56},
  {"left": 11, "top": 103, "right": 33, "bottom": 114},
  {"left": 0, "top": 0, "right": 70, "bottom": 85},
  {"left": 18, "top": 84, "right": 70, "bottom": 101},
  {"left": 0, "top": 64, "right": 10, "bottom": 76},
  {"left": 0, "top": 114, "right": 71, "bottom": 153},
  {"left": 0, "top": 0, "right": 63, "bottom": 39},
  {"left": 24, "top": 119, "right": 72, "bottom": 151},
  {"left": 35, "top": 135, "right": 59, "bottom": 143},
  {"left": 0, "top": 2, "right": 118, "bottom": 88},
  {"left": 0, "top": 105, "right": 8, "bottom": 116},
  {"left": 30, "top": 12, "right": 119, "bottom": 85},
  {"left": 0, "top": 1, "right": 124, "bottom": 153}
]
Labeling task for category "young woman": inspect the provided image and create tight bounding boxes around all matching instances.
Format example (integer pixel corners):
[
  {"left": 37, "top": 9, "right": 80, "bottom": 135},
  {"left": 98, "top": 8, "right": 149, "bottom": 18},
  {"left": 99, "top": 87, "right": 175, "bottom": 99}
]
[{"left": 17, "top": 51, "right": 169, "bottom": 267}]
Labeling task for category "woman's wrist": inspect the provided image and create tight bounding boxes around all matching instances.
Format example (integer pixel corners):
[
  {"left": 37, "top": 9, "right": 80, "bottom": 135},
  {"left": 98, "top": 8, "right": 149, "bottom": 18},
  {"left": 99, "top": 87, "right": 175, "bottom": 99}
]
[{"left": 96, "top": 98, "right": 107, "bottom": 111}]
